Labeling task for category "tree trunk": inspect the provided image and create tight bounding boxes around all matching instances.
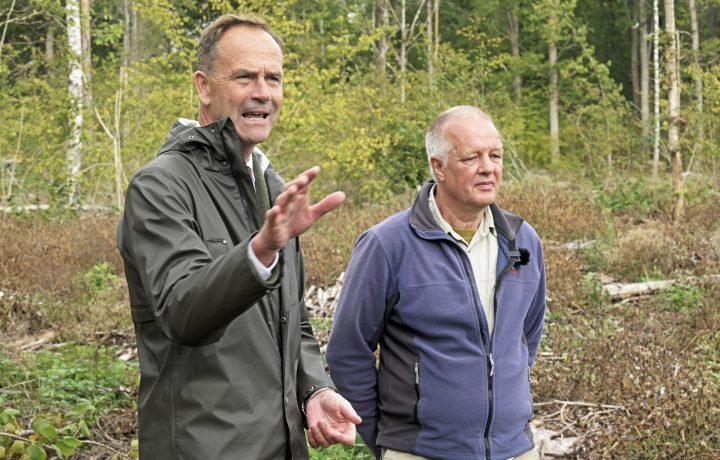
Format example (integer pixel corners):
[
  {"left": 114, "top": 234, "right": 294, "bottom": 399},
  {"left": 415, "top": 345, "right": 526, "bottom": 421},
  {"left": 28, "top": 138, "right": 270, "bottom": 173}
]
[
  {"left": 46, "top": 23, "right": 54, "bottom": 65},
  {"left": 66, "top": 0, "right": 84, "bottom": 206},
  {"left": 709, "top": 5, "right": 718, "bottom": 66},
  {"left": 630, "top": 0, "right": 640, "bottom": 109},
  {"left": 433, "top": 0, "right": 439, "bottom": 61},
  {"left": 0, "top": 0, "right": 16, "bottom": 63},
  {"left": 426, "top": 0, "right": 433, "bottom": 89},
  {"left": 400, "top": 0, "right": 407, "bottom": 103},
  {"left": 549, "top": 36, "right": 560, "bottom": 164},
  {"left": 81, "top": 0, "right": 92, "bottom": 110},
  {"left": 376, "top": 0, "right": 389, "bottom": 79},
  {"left": 664, "top": 0, "right": 683, "bottom": 222},
  {"left": 689, "top": 0, "right": 704, "bottom": 151},
  {"left": 507, "top": 8, "right": 522, "bottom": 104},
  {"left": 653, "top": 0, "right": 660, "bottom": 179},
  {"left": 640, "top": 0, "right": 650, "bottom": 154}
]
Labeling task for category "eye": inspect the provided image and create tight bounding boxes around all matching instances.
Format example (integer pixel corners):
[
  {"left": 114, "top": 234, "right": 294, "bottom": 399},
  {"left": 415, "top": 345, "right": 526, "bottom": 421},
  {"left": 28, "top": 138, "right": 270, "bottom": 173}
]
[{"left": 460, "top": 156, "right": 480, "bottom": 166}]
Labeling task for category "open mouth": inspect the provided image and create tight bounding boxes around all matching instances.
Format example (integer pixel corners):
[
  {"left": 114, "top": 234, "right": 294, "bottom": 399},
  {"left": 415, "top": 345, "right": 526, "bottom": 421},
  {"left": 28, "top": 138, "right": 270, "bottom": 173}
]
[{"left": 242, "top": 112, "right": 269, "bottom": 120}]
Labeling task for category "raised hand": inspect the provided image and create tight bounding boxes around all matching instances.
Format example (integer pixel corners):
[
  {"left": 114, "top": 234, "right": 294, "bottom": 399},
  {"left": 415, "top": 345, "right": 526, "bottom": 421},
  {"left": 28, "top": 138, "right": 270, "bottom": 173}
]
[{"left": 252, "top": 166, "right": 345, "bottom": 266}]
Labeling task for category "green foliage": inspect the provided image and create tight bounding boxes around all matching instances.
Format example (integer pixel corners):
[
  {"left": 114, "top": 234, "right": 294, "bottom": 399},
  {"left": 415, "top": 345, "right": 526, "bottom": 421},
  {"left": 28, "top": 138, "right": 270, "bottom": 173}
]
[
  {"left": 579, "top": 272, "right": 609, "bottom": 307},
  {"left": 0, "top": 344, "right": 135, "bottom": 458},
  {"left": 0, "top": 345, "right": 136, "bottom": 412},
  {"left": 309, "top": 438, "right": 374, "bottom": 460},
  {"left": 594, "top": 178, "right": 671, "bottom": 217},
  {"left": 83, "top": 262, "right": 121, "bottom": 298},
  {"left": 657, "top": 283, "right": 705, "bottom": 312}
]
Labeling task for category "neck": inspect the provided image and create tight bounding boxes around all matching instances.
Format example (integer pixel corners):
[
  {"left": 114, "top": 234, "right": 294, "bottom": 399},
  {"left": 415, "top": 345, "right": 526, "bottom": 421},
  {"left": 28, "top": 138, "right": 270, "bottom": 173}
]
[{"left": 434, "top": 188, "right": 485, "bottom": 230}]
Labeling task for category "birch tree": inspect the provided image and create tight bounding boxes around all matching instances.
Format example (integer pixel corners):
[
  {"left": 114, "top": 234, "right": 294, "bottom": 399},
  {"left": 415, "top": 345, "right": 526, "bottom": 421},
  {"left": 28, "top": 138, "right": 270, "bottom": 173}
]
[
  {"left": 689, "top": 0, "right": 704, "bottom": 151},
  {"left": 81, "top": 0, "right": 92, "bottom": 110},
  {"left": 653, "top": 0, "right": 660, "bottom": 179},
  {"left": 640, "top": 0, "right": 651, "bottom": 154},
  {"left": 664, "top": 0, "right": 683, "bottom": 222},
  {"left": 66, "top": 0, "right": 84, "bottom": 206}
]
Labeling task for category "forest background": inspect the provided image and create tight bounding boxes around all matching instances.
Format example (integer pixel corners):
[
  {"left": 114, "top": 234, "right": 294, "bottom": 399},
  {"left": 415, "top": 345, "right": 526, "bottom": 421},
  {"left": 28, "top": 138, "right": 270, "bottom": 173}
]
[{"left": 0, "top": 0, "right": 719, "bottom": 459}]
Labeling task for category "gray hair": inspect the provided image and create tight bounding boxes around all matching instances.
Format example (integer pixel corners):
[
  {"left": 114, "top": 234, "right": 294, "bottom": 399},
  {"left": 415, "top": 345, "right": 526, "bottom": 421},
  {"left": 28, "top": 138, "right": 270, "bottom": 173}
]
[
  {"left": 425, "top": 105, "right": 494, "bottom": 181},
  {"left": 197, "top": 14, "right": 283, "bottom": 73}
]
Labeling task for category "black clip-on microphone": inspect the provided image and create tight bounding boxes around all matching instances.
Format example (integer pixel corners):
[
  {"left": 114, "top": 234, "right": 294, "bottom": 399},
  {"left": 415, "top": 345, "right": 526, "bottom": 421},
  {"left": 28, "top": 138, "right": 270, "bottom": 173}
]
[{"left": 508, "top": 248, "right": 530, "bottom": 268}]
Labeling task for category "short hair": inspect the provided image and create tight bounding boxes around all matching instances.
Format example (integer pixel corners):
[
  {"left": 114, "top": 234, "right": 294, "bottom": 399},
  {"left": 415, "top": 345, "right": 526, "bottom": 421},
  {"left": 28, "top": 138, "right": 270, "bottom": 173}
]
[
  {"left": 425, "top": 105, "right": 494, "bottom": 181},
  {"left": 197, "top": 14, "right": 284, "bottom": 73}
]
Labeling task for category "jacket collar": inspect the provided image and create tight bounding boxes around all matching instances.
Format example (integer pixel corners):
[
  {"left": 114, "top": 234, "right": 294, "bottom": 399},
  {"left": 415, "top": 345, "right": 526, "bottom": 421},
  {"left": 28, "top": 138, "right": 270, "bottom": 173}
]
[{"left": 409, "top": 180, "right": 524, "bottom": 242}]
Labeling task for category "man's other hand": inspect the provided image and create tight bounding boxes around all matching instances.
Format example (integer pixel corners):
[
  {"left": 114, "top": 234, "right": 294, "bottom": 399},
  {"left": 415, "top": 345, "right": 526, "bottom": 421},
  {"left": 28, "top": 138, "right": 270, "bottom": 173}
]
[{"left": 306, "top": 390, "right": 362, "bottom": 448}]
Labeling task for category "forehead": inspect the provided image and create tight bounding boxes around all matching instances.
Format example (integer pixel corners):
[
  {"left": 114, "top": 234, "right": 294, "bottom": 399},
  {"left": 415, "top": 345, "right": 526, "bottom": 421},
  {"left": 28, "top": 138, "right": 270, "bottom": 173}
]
[
  {"left": 215, "top": 26, "right": 283, "bottom": 70},
  {"left": 444, "top": 114, "right": 501, "bottom": 153}
]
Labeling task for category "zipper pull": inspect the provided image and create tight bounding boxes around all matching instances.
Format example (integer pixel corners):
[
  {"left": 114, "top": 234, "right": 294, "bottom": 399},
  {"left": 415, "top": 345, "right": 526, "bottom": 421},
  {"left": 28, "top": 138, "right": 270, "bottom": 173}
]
[
  {"left": 414, "top": 362, "right": 420, "bottom": 384},
  {"left": 488, "top": 353, "right": 495, "bottom": 377}
]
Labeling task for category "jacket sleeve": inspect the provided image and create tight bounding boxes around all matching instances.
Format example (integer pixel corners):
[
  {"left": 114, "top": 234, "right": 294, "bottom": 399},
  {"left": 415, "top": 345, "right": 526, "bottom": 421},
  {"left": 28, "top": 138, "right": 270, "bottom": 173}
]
[
  {"left": 326, "top": 231, "right": 396, "bottom": 457},
  {"left": 295, "top": 240, "right": 335, "bottom": 403},
  {"left": 523, "top": 233, "right": 546, "bottom": 368},
  {"left": 119, "top": 166, "right": 279, "bottom": 346}
]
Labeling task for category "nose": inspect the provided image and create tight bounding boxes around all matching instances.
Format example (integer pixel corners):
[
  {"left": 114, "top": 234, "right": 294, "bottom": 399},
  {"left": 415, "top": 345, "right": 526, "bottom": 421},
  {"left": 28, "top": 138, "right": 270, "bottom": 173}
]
[
  {"left": 476, "top": 154, "right": 493, "bottom": 174},
  {"left": 251, "top": 79, "right": 272, "bottom": 103}
]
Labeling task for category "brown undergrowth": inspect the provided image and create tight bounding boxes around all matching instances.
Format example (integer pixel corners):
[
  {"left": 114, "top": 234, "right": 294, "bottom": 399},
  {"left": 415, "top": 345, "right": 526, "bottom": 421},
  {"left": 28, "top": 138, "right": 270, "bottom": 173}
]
[{"left": 1, "top": 176, "right": 719, "bottom": 458}]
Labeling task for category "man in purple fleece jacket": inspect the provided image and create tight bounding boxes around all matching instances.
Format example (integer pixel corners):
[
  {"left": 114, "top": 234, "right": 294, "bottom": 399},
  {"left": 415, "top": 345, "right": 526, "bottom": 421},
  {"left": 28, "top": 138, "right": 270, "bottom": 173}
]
[{"left": 326, "top": 106, "right": 546, "bottom": 460}]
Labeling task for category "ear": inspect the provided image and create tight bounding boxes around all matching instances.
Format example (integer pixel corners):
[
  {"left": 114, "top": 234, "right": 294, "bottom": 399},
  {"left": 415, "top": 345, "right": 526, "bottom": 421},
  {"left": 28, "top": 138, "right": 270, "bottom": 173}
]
[
  {"left": 430, "top": 157, "right": 445, "bottom": 182},
  {"left": 194, "top": 70, "right": 211, "bottom": 106}
]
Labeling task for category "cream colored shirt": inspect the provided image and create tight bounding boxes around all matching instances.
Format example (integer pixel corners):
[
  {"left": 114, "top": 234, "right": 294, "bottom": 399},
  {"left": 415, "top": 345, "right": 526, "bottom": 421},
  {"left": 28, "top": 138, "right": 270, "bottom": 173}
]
[{"left": 428, "top": 185, "right": 498, "bottom": 333}]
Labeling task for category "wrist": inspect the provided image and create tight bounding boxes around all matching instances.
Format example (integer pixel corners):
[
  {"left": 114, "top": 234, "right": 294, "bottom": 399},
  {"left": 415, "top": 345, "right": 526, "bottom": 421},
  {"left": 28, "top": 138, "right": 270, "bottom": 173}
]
[
  {"left": 301, "top": 387, "right": 336, "bottom": 416},
  {"left": 251, "top": 230, "right": 279, "bottom": 266}
]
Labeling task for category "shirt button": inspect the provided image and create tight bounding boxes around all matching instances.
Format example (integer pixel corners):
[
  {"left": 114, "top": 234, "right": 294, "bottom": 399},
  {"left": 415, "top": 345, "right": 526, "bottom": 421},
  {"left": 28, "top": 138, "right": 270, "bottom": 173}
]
[{"left": 280, "top": 315, "right": 287, "bottom": 324}]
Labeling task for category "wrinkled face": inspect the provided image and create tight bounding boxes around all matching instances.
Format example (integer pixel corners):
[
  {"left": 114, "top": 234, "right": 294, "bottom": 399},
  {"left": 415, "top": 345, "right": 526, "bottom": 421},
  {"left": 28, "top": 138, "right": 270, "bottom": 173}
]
[
  {"left": 432, "top": 114, "right": 503, "bottom": 214},
  {"left": 195, "top": 26, "right": 283, "bottom": 150}
]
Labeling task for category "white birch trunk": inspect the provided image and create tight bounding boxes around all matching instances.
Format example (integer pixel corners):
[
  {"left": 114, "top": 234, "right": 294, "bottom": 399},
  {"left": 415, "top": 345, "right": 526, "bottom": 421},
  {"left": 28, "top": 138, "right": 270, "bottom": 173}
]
[
  {"left": 66, "top": 0, "right": 84, "bottom": 206},
  {"left": 664, "top": 0, "right": 683, "bottom": 222},
  {"left": 653, "top": 0, "right": 660, "bottom": 179},
  {"left": 630, "top": 1, "right": 640, "bottom": 109},
  {"left": 689, "top": 0, "right": 704, "bottom": 147},
  {"left": 640, "top": 0, "right": 650, "bottom": 153}
]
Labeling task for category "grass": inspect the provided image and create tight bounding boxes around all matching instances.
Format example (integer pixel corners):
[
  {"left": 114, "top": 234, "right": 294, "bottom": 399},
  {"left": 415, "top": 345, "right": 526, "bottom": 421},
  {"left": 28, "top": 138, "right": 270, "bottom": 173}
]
[{"left": 1, "top": 173, "right": 720, "bottom": 458}]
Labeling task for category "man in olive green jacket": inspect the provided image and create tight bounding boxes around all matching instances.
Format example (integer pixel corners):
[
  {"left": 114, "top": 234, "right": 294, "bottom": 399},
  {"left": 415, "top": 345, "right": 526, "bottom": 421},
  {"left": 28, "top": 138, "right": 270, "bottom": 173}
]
[{"left": 117, "top": 14, "right": 360, "bottom": 460}]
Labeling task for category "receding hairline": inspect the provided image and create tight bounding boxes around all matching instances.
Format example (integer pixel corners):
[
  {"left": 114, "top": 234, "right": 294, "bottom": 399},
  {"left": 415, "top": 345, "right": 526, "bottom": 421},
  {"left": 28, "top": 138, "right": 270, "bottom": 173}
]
[
  {"left": 429, "top": 105, "right": 495, "bottom": 136},
  {"left": 197, "top": 14, "right": 284, "bottom": 73}
]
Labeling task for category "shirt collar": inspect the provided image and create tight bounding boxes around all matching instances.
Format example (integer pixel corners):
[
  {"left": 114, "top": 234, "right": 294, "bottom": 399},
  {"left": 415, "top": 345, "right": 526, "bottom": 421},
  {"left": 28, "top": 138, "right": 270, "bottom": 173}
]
[{"left": 428, "top": 184, "right": 496, "bottom": 245}]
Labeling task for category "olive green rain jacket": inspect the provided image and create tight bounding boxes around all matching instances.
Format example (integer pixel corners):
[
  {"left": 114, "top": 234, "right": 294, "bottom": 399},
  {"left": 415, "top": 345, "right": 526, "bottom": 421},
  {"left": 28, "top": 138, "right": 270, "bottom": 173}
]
[{"left": 117, "top": 118, "right": 332, "bottom": 459}]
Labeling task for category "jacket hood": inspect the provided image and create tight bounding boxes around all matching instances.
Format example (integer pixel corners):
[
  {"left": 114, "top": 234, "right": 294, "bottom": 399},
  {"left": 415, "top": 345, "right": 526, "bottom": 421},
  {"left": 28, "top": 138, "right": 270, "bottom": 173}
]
[
  {"left": 157, "top": 117, "right": 270, "bottom": 173},
  {"left": 409, "top": 181, "right": 524, "bottom": 242}
]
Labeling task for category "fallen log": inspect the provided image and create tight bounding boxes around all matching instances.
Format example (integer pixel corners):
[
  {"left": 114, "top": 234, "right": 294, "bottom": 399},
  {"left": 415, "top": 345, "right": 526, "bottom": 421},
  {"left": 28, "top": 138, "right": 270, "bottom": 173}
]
[{"left": 602, "top": 274, "right": 720, "bottom": 300}]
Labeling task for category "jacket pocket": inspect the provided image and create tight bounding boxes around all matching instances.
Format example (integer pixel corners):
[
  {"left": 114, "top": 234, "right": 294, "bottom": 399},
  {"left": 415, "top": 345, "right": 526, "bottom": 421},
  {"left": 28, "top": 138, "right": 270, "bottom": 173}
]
[{"left": 205, "top": 238, "right": 229, "bottom": 259}]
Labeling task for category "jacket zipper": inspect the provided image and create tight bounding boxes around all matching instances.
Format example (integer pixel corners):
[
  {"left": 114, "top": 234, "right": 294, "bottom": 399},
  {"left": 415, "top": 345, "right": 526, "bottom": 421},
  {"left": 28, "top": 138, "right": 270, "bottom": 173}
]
[
  {"left": 456, "top": 235, "right": 519, "bottom": 460},
  {"left": 455, "top": 244, "right": 495, "bottom": 459},
  {"left": 219, "top": 135, "right": 258, "bottom": 231},
  {"left": 483, "top": 248, "right": 520, "bottom": 460}
]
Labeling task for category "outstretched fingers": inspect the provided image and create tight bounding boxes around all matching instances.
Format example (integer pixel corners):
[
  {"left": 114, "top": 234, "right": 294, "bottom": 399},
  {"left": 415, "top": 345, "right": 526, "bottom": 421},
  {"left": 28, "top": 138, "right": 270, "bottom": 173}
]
[{"left": 310, "top": 191, "right": 346, "bottom": 220}]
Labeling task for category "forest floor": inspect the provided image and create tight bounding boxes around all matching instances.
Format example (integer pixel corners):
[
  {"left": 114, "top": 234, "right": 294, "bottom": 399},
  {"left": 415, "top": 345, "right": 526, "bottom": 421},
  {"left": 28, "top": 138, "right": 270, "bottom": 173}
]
[{"left": 1, "top": 174, "right": 719, "bottom": 459}]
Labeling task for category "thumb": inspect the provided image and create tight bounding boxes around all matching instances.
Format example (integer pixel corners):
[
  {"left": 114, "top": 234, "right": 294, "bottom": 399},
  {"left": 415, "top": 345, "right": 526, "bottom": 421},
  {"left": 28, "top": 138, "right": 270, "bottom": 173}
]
[{"left": 339, "top": 400, "right": 362, "bottom": 425}]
